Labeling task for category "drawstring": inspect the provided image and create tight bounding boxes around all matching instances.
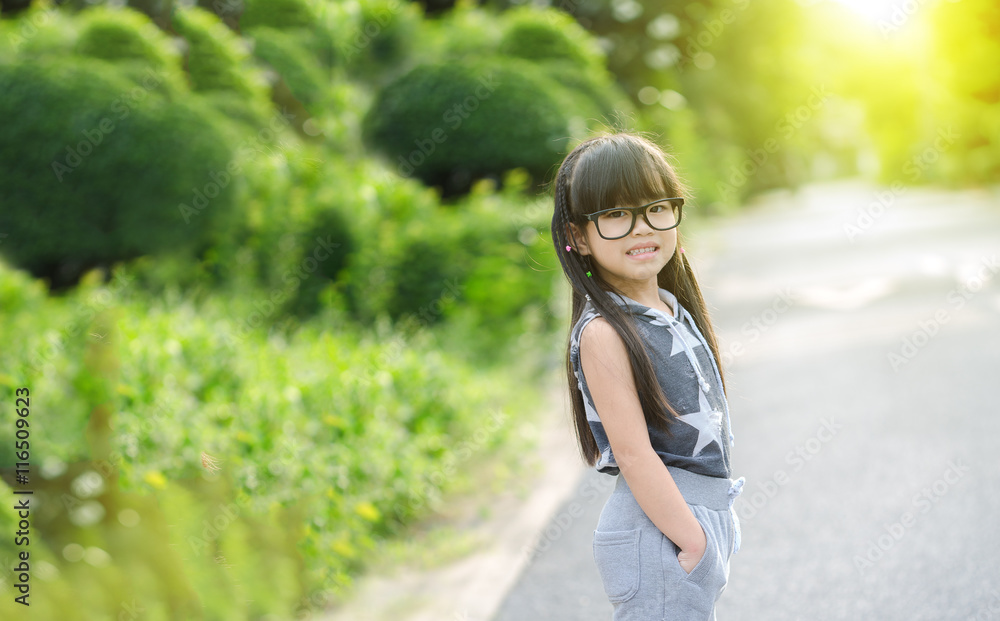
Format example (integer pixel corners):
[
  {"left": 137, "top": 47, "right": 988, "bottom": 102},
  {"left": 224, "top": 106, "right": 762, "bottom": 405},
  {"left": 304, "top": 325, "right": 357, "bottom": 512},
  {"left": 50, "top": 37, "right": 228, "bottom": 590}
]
[
  {"left": 728, "top": 476, "right": 745, "bottom": 554},
  {"left": 663, "top": 314, "right": 713, "bottom": 395},
  {"left": 673, "top": 303, "right": 736, "bottom": 450}
]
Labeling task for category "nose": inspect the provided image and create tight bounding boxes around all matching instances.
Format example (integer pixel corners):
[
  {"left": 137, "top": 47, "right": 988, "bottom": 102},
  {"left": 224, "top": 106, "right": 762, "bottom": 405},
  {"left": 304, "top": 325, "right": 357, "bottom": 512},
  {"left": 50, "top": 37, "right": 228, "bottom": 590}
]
[{"left": 632, "top": 212, "right": 655, "bottom": 235}]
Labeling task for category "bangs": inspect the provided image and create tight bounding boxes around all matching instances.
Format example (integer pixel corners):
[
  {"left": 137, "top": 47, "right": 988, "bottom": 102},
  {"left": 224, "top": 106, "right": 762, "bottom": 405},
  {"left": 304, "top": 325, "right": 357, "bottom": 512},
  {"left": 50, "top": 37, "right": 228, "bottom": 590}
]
[{"left": 569, "top": 136, "right": 681, "bottom": 218}]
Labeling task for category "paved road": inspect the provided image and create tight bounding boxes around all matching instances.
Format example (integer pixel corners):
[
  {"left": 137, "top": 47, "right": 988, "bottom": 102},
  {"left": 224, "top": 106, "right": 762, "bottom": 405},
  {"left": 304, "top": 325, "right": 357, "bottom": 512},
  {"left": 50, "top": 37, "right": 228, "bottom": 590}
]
[{"left": 493, "top": 179, "right": 1000, "bottom": 621}]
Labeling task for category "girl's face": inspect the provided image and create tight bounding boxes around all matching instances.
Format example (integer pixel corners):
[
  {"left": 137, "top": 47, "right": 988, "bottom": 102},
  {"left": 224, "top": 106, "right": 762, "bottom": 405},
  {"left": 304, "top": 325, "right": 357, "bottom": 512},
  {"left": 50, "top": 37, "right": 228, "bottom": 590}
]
[{"left": 568, "top": 200, "right": 678, "bottom": 290}]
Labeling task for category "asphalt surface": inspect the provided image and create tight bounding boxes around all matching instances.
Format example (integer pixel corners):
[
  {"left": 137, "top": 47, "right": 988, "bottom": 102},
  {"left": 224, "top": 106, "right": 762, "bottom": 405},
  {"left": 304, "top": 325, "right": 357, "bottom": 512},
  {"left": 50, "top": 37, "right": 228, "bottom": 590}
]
[{"left": 493, "top": 179, "right": 1000, "bottom": 621}]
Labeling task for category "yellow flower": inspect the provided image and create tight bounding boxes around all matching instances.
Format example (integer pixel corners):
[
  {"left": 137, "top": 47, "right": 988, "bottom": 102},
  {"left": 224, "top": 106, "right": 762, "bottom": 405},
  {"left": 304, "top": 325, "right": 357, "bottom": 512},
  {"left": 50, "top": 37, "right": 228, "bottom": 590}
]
[
  {"left": 323, "top": 414, "right": 346, "bottom": 428},
  {"left": 333, "top": 539, "right": 355, "bottom": 558},
  {"left": 116, "top": 383, "right": 137, "bottom": 397},
  {"left": 354, "top": 501, "right": 380, "bottom": 522},
  {"left": 143, "top": 470, "right": 167, "bottom": 490}
]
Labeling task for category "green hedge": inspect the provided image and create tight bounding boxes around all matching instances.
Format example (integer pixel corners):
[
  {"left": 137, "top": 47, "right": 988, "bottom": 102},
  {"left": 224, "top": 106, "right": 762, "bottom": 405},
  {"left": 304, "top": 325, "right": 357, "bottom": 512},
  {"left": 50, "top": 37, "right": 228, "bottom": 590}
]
[
  {"left": 0, "top": 258, "right": 540, "bottom": 618},
  {"left": 0, "top": 56, "right": 240, "bottom": 289},
  {"left": 72, "top": 6, "right": 187, "bottom": 95},
  {"left": 245, "top": 25, "right": 330, "bottom": 109},
  {"left": 170, "top": 5, "right": 272, "bottom": 126},
  {"left": 362, "top": 57, "right": 573, "bottom": 193}
]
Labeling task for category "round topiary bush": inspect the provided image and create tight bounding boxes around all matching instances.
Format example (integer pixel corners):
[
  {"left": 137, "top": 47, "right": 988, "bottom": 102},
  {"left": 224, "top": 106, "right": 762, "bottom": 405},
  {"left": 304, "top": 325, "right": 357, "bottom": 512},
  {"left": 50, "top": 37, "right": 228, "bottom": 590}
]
[
  {"left": 498, "top": 6, "right": 607, "bottom": 73},
  {"left": 0, "top": 56, "right": 240, "bottom": 289},
  {"left": 245, "top": 26, "right": 328, "bottom": 109},
  {"left": 238, "top": 0, "right": 318, "bottom": 31},
  {"left": 362, "top": 57, "right": 573, "bottom": 196},
  {"left": 498, "top": 7, "right": 632, "bottom": 126},
  {"left": 72, "top": 6, "right": 187, "bottom": 95},
  {"left": 171, "top": 5, "right": 269, "bottom": 101}
]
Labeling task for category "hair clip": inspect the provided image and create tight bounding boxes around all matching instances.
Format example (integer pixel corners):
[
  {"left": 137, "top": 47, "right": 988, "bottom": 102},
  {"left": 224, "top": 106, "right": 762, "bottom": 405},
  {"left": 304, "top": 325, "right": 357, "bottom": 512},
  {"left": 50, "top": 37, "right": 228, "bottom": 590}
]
[
  {"left": 679, "top": 247, "right": 685, "bottom": 253},
  {"left": 565, "top": 245, "right": 572, "bottom": 252},
  {"left": 586, "top": 271, "right": 592, "bottom": 277}
]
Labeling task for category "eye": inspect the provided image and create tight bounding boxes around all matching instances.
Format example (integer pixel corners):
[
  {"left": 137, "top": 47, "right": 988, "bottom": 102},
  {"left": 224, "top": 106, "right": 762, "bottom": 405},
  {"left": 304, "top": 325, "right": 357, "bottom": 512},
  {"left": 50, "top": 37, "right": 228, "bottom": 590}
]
[
  {"left": 604, "top": 210, "right": 629, "bottom": 219},
  {"left": 648, "top": 204, "right": 667, "bottom": 213}
]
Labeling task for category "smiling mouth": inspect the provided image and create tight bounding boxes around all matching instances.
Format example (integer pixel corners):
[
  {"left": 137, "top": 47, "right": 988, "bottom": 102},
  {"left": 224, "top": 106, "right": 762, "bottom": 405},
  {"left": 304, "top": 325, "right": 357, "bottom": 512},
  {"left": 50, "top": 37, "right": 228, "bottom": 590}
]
[{"left": 626, "top": 246, "right": 659, "bottom": 256}]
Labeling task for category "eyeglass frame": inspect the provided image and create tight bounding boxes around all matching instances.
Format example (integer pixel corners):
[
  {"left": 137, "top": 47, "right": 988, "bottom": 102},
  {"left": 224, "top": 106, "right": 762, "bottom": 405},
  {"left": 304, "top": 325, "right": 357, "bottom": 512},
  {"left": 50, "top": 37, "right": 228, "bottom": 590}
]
[{"left": 582, "top": 197, "right": 685, "bottom": 240}]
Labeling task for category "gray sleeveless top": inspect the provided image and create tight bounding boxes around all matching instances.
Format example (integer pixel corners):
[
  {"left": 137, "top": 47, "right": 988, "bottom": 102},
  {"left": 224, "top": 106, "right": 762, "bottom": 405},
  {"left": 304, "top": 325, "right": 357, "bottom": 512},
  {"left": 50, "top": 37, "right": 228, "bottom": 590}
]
[{"left": 569, "top": 287, "right": 735, "bottom": 478}]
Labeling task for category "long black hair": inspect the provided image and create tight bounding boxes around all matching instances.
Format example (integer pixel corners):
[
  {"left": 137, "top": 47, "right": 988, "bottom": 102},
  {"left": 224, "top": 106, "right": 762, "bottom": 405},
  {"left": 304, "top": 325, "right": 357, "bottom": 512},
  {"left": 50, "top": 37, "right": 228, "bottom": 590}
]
[{"left": 550, "top": 130, "right": 729, "bottom": 468}]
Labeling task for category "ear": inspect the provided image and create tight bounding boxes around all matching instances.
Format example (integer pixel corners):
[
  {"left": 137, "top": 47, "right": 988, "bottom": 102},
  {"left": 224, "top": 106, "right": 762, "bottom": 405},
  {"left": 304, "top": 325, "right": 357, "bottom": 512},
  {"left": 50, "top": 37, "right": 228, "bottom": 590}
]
[{"left": 566, "top": 222, "right": 593, "bottom": 256}]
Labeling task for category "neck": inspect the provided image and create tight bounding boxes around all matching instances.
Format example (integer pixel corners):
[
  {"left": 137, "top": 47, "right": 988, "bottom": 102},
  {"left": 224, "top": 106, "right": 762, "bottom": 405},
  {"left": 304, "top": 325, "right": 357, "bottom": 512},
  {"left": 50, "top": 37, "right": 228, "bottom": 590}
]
[{"left": 608, "top": 279, "right": 668, "bottom": 314}]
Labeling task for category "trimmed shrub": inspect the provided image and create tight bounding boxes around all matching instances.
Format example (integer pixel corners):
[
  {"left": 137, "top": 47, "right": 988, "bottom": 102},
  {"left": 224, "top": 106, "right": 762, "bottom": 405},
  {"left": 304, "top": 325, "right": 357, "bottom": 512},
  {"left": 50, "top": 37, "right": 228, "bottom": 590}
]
[
  {"left": 341, "top": 0, "right": 422, "bottom": 78},
  {"left": 499, "top": 7, "right": 632, "bottom": 124},
  {"left": 72, "top": 6, "right": 187, "bottom": 94},
  {"left": 0, "top": 57, "right": 240, "bottom": 289},
  {"left": 498, "top": 6, "right": 607, "bottom": 73},
  {"left": 238, "top": 0, "right": 339, "bottom": 70},
  {"left": 245, "top": 26, "right": 329, "bottom": 109},
  {"left": 171, "top": 5, "right": 271, "bottom": 109},
  {"left": 362, "top": 57, "right": 572, "bottom": 195},
  {"left": 238, "top": 0, "right": 318, "bottom": 30}
]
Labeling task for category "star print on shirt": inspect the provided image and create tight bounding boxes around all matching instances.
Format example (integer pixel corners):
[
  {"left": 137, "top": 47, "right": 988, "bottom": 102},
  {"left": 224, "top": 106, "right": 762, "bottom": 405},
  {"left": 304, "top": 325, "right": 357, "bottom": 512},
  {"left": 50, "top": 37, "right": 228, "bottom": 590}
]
[
  {"left": 676, "top": 389, "right": 723, "bottom": 456},
  {"left": 644, "top": 311, "right": 695, "bottom": 358}
]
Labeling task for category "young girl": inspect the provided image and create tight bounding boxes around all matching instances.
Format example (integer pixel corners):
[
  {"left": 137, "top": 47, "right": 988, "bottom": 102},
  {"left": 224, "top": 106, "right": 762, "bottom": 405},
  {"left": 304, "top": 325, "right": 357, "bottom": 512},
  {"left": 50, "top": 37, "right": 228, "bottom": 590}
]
[{"left": 551, "top": 131, "right": 745, "bottom": 620}]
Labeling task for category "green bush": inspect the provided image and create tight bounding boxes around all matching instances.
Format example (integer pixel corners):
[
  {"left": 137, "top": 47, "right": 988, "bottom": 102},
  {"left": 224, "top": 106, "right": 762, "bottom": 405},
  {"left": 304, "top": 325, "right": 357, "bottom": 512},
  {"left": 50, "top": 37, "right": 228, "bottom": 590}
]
[
  {"left": 73, "top": 6, "right": 187, "bottom": 94},
  {"left": 417, "top": 0, "right": 501, "bottom": 61},
  {"left": 0, "top": 56, "right": 240, "bottom": 289},
  {"left": 245, "top": 26, "right": 329, "bottom": 109},
  {"left": 341, "top": 0, "right": 423, "bottom": 78},
  {"left": 362, "top": 56, "right": 573, "bottom": 194},
  {"left": 170, "top": 4, "right": 272, "bottom": 123},
  {"left": 239, "top": 0, "right": 319, "bottom": 30},
  {"left": 0, "top": 257, "right": 539, "bottom": 617},
  {"left": 0, "top": 5, "right": 79, "bottom": 59},
  {"left": 498, "top": 6, "right": 607, "bottom": 73},
  {"left": 239, "top": 0, "right": 339, "bottom": 70},
  {"left": 498, "top": 7, "right": 632, "bottom": 126}
]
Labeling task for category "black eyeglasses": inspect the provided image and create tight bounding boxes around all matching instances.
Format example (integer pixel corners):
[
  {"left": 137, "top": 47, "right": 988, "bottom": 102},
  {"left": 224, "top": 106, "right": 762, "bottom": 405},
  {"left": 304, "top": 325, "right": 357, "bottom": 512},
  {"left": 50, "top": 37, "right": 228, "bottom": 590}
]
[{"left": 583, "top": 198, "right": 684, "bottom": 240}]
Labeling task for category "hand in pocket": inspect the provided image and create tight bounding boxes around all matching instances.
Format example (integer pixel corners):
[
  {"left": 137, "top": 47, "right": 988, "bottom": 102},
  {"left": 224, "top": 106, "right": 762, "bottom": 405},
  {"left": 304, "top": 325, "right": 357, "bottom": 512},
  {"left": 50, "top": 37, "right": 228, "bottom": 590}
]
[{"left": 675, "top": 522, "right": 707, "bottom": 574}]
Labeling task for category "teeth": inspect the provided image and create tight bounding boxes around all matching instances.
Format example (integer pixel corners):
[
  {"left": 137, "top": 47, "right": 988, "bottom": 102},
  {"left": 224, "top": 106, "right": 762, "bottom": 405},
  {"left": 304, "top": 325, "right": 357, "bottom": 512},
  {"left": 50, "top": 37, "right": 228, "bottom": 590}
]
[{"left": 627, "top": 247, "right": 657, "bottom": 255}]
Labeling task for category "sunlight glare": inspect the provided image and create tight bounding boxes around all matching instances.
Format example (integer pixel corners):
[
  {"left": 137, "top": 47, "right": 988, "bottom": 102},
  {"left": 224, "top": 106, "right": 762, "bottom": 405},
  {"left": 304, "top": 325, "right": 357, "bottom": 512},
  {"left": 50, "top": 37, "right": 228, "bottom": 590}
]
[{"left": 828, "top": 0, "right": 903, "bottom": 24}]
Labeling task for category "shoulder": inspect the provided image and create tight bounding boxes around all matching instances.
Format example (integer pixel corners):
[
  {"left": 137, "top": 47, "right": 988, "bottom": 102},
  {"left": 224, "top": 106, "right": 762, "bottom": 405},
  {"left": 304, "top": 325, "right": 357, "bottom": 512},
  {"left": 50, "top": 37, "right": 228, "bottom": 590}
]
[
  {"left": 579, "top": 316, "right": 627, "bottom": 363},
  {"left": 580, "top": 315, "right": 614, "bottom": 344}
]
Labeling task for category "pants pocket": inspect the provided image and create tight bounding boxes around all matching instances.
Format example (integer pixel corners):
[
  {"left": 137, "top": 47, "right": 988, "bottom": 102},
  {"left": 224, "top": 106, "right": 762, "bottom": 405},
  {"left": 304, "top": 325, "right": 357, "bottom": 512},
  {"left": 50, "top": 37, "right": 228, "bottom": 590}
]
[
  {"left": 663, "top": 520, "right": 717, "bottom": 586},
  {"left": 661, "top": 506, "right": 729, "bottom": 619},
  {"left": 592, "top": 528, "right": 642, "bottom": 603}
]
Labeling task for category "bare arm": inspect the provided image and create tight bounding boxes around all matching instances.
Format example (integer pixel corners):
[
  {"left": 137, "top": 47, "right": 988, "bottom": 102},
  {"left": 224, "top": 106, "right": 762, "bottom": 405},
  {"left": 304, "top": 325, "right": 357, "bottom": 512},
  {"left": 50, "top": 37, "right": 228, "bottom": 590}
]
[{"left": 580, "top": 318, "right": 707, "bottom": 563}]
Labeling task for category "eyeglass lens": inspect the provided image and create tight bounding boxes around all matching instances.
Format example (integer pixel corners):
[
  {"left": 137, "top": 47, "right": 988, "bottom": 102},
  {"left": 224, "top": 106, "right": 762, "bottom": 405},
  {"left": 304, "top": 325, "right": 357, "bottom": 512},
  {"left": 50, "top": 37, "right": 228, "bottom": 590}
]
[{"left": 595, "top": 201, "right": 680, "bottom": 239}]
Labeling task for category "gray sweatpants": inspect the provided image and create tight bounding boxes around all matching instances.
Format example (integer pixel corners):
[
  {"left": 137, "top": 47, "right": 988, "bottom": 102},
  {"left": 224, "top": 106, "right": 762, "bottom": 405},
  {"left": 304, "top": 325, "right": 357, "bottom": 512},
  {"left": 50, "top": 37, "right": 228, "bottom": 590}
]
[{"left": 592, "top": 466, "right": 743, "bottom": 621}]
